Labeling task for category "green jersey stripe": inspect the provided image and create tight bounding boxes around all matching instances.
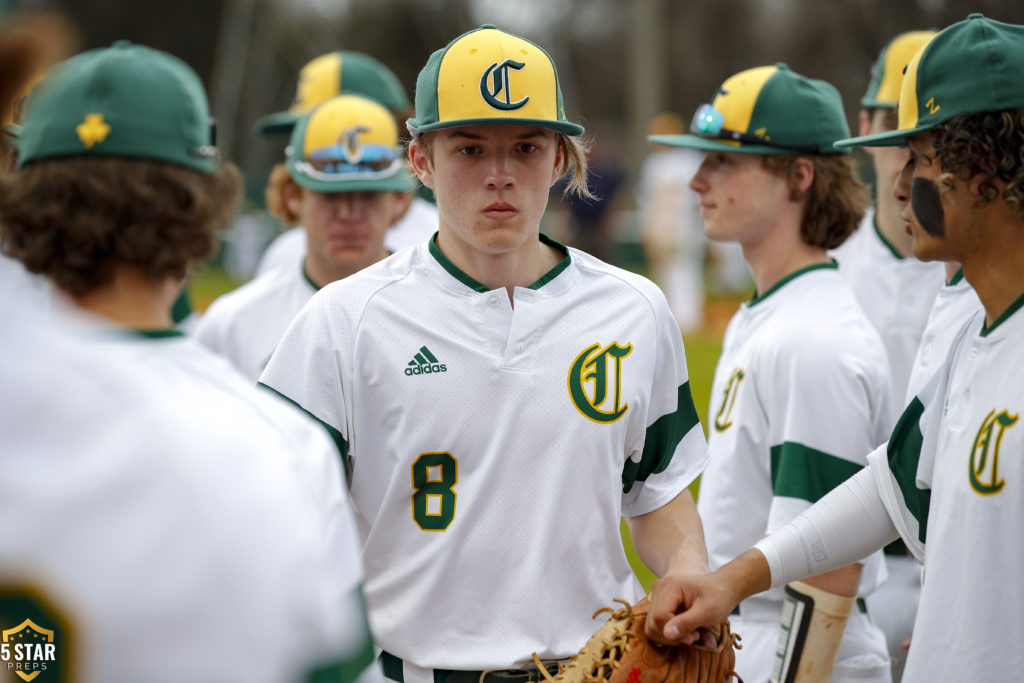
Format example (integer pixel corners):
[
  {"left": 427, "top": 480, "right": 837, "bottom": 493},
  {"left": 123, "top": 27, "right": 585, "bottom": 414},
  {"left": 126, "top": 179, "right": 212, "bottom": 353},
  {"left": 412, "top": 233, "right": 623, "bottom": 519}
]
[
  {"left": 749, "top": 262, "right": 838, "bottom": 307},
  {"left": 622, "top": 381, "right": 701, "bottom": 493},
  {"left": 885, "top": 396, "right": 931, "bottom": 543},
  {"left": 257, "top": 382, "right": 349, "bottom": 458},
  {"left": 770, "top": 441, "right": 863, "bottom": 502}
]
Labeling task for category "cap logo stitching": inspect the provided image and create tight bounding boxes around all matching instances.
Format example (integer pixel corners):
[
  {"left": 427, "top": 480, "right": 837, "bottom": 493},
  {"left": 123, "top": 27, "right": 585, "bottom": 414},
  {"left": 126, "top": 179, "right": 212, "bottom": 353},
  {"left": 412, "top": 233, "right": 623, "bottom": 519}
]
[
  {"left": 925, "top": 97, "right": 941, "bottom": 116},
  {"left": 76, "top": 113, "right": 111, "bottom": 149},
  {"left": 480, "top": 59, "right": 530, "bottom": 111},
  {"left": 338, "top": 125, "right": 370, "bottom": 164}
]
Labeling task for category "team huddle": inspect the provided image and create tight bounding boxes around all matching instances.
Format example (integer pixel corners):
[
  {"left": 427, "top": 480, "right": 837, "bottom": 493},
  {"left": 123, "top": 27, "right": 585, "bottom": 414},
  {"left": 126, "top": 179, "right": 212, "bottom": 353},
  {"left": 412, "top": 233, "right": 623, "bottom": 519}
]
[{"left": 1, "top": 11, "right": 1022, "bottom": 683}]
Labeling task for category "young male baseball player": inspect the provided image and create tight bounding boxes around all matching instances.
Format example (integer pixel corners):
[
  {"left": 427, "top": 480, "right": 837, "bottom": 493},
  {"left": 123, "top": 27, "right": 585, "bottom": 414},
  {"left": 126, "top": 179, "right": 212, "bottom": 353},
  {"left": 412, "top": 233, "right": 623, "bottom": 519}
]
[
  {"left": 195, "top": 93, "right": 416, "bottom": 381},
  {"left": 254, "top": 50, "right": 437, "bottom": 276},
  {"left": 260, "top": 24, "right": 711, "bottom": 681},
  {"left": 645, "top": 14, "right": 1024, "bottom": 682},
  {"left": 830, "top": 30, "right": 943, "bottom": 426},
  {"left": 829, "top": 30, "right": 940, "bottom": 680},
  {"left": 0, "top": 41, "right": 380, "bottom": 681},
  {"left": 0, "top": 303, "right": 363, "bottom": 682},
  {"left": 649, "top": 64, "right": 893, "bottom": 681}
]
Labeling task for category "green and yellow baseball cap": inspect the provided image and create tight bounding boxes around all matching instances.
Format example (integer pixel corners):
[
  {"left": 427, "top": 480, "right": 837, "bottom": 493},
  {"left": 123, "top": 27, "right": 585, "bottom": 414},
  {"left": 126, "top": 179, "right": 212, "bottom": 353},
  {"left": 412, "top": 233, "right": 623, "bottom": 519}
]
[
  {"left": 648, "top": 64, "right": 849, "bottom": 155},
  {"left": 256, "top": 51, "right": 411, "bottom": 135},
  {"left": 285, "top": 93, "right": 415, "bottom": 194},
  {"left": 860, "top": 30, "right": 937, "bottom": 109},
  {"left": 838, "top": 14, "right": 1024, "bottom": 148},
  {"left": 16, "top": 41, "right": 218, "bottom": 174},
  {"left": 406, "top": 24, "right": 584, "bottom": 137}
]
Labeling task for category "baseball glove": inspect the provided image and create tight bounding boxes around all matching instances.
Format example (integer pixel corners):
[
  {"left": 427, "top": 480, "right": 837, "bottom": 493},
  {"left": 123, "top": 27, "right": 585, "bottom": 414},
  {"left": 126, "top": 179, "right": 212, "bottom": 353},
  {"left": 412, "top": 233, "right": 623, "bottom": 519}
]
[{"left": 533, "top": 598, "right": 742, "bottom": 683}]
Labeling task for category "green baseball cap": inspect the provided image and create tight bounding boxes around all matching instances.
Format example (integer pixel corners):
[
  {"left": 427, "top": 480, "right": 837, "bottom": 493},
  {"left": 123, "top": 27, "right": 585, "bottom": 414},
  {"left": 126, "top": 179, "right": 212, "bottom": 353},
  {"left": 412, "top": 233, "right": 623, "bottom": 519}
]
[
  {"left": 285, "top": 93, "right": 415, "bottom": 194},
  {"left": 256, "top": 51, "right": 411, "bottom": 135},
  {"left": 838, "top": 14, "right": 1024, "bottom": 148},
  {"left": 860, "top": 30, "right": 937, "bottom": 109},
  {"left": 406, "top": 24, "right": 584, "bottom": 137},
  {"left": 649, "top": 63, "right": 850, "bottom": 155},
  {"left": 16, "top": 41, "right": 218, "bottom": 174}
]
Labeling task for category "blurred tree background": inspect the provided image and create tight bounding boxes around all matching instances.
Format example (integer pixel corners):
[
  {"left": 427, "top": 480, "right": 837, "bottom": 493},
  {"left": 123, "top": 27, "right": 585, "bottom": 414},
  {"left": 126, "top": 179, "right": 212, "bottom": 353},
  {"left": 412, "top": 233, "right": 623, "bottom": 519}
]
[{"left": 29, "top": 0, "right": 1024, "bottom": 196}]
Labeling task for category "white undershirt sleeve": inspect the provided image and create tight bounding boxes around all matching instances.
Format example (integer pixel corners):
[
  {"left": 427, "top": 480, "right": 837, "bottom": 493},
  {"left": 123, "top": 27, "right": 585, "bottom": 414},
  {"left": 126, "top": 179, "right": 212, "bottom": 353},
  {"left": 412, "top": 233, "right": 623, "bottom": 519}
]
[{"left": 754, "top": 466, "right": 901, "bottom": 589}]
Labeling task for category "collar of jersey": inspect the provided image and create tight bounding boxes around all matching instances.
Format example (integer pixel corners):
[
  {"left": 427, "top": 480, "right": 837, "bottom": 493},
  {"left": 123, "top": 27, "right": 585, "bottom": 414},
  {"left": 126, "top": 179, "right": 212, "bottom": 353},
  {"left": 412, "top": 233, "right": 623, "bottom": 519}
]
[
  {"left": 947, "top": 267, "right": 965, "bottom": 287},
  {"left": 748, "top": 261, "right": 838, "bottom": 307},
  {"left": 872, "top": 214, "right": 904, "bottom": 261},
  {"left": 131, "top": 329, "right": 185, "bottom": 339},
  {"left": 427, "top": 232, "right": 571, "bottom": 293},
  {"left": 980, "top": 288, "right": 1024, "bottom": 338},
  {"left": 301, "top": 262, "right": 322, "bottom": 292}
]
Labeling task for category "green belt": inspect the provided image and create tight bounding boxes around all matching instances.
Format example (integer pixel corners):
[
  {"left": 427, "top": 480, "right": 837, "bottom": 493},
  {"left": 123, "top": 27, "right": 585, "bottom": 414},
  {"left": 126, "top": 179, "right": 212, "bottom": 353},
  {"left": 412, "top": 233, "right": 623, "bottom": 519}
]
[
  {"left": 730, "top": 598, "right": 868, "bottom": 616},
  {"left": 380, "top": 652, "right": 560, "bottom": 683}
]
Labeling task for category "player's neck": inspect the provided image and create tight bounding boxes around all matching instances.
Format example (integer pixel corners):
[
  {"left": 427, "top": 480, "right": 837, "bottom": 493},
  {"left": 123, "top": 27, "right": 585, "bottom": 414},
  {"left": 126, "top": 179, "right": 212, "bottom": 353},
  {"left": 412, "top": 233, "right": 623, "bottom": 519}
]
[
  {"left": 69, "top": 269, "right": 177, "bottom": 330},
  {"left": 959, "top": 206, "right": 1024, "bottom": 325},
  {"left": 741, "top": 228, "right": 829, "bottom": 297},
  {"left": 303, "top": 249, "right": 388, "bottom": 290},
  {"left": 875, "top": 197, "right": 914, "bottom": 258}
]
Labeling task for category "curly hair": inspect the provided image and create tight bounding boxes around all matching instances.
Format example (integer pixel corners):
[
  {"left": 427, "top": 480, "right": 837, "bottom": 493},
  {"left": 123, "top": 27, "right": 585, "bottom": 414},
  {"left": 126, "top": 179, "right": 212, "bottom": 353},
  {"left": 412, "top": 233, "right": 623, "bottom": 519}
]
[
  {"left": 0, "top": 157, "right": 241, "bottom": 297},
  {"left": 930, "top": 107, "right": 1024, "bottom": 212},
  {"left": 410, "top": 130, "right": 596, "bottom": 201},
  {"left": 761, "top": 154, "right": 869, "bottom": 249}
]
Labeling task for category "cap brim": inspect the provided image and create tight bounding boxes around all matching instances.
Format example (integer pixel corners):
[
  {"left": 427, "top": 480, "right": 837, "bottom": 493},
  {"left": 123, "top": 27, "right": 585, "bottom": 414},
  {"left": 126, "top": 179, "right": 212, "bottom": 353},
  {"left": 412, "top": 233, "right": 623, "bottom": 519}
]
[
  {"left": 647, "top": 134, "right": 801, "bottom": 156},
  {"left": 408, "top": 116, "right": 585, "bottom": 137},
  {"left": 287, "top": 160, "right": 418, "bottom": 194},
  {"left": 834, "top": 122, "right": 933, "bottom": 149},
  {"left": 254, "top": 111, "right": 300, "bottom": 136}
]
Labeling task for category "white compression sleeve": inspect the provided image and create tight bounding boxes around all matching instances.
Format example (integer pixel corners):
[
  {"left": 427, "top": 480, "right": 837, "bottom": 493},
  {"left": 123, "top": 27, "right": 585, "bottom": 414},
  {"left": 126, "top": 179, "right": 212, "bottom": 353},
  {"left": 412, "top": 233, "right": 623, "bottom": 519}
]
[{"left": 754, "top": 467, "right": 900, "bottom": 589}]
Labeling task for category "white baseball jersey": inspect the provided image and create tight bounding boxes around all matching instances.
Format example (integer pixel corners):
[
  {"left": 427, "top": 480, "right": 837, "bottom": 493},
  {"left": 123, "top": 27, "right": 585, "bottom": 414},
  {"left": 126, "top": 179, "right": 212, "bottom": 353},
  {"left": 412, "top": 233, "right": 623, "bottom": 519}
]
[
  {"left": 255, "top": 197, "right": 439, "bottom": 277},
  {"left": 0, "top": 304, "right": 379, "bottom": 683},
  {"left": 696, "top": 263, "right": 893, "bottom": 681},
  {"left": 194, "top": 261, "right": 318, "bottom": 381},
  {"left": 904, "top": 268, "right": 982, "bottom": 403},
  {"left": 867, "top": 291, "right": 1024, "bottom": 681},
  {"left": 0, "top": 252, "right": 51, "bottom": 312},
  {"left": 260, "top": 236, "right": 708, "bottom": 670},
  {"left": 831, "top": 208, "right": 945, "bottom": 424}
]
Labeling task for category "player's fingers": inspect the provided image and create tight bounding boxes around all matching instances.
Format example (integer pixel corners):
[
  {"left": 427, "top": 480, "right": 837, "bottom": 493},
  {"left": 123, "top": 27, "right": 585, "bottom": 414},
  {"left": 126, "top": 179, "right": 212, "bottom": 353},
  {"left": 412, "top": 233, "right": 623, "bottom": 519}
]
[{"left": 644, "top": 579, "right": 687, "bottom": 641}]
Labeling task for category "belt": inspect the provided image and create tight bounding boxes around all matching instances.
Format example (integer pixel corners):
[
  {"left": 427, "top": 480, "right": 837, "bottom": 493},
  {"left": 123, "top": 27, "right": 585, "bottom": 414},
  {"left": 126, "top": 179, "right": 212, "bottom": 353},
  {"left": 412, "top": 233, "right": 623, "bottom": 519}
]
[{"left": 380, "top": 652, "right": 561, "bottom": 683}]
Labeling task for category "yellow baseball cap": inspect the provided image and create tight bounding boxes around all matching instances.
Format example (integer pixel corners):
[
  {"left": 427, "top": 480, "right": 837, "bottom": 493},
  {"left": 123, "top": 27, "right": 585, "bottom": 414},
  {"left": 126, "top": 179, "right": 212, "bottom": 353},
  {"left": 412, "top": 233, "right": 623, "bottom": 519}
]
[
  {"left": 407, "top": 25, "right": 584, "bottom": 137},
  {"left": 860, "top": 30, "right": 937, "bottom": 109},
  {"left": 285, "top": 94, "right": 415, "bottom": 193}
]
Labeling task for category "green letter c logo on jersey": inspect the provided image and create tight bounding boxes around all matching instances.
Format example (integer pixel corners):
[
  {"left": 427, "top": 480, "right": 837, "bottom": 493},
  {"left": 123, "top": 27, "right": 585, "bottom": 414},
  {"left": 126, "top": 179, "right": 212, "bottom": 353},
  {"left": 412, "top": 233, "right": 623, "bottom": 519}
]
[
  {"left": 480, "top": 59, "right": 530, "bottom": 111},
  {"left": 568, "top": 342, "right": 632, "bottom": 424},
  {"left": 969, "top": 408, "right": 1018, "bottom": 495}
]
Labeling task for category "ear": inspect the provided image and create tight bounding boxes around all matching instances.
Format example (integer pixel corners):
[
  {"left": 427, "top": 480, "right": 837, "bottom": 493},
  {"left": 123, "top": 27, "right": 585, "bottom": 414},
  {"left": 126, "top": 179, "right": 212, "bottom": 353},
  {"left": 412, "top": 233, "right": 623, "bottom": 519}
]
[
  {"left": 793, "top": 157, "right": 815, "bottom": 193},
  {"left": 550, "top": 138, "right": 566, "bottom": 188},
  {"left": 857, "top": 111, "right": 876, "bottom": 158},
  {"left": 857, "top": 110, "right": 871, "bottom": 137},
  {"left": 283, "top": 182, "right": 304, "bottom": 218},
  {"left": 393, "top": 191, "right": 414, "bottom": 222},
  {"left": 409, "top": 139, "right": 435, "bottom": 190}
]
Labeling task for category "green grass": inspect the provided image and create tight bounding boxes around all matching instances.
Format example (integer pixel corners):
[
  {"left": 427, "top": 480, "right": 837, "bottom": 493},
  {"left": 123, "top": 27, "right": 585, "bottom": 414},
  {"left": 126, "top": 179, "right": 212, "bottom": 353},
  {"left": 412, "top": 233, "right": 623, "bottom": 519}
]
[{"left": 189, "top": 264, "right": 728, "bottom": 592}]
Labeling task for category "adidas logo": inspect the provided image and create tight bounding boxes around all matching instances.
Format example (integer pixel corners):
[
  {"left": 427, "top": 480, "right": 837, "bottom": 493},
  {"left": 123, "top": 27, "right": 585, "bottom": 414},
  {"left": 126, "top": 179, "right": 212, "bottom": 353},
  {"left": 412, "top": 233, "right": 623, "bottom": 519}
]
[{"left": 405, "top": 345, "right": 448, "bottom": 376}]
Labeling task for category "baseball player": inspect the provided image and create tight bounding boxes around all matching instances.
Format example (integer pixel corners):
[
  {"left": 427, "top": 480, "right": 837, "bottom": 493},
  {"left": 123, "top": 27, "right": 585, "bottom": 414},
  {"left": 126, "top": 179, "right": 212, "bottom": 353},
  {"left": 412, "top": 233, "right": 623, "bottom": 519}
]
[
  {"left": 195, "top": 93, "right": 416, "bottom": 381},
  {"left": 829, "top": 30, "right": 941, "bottom": 681},
  {"left": 260, "top": 24, "right": 711, "bottom": 681},
  {"left": 830, "top": 30, "right": 943, "bottom": 426},
  {"left": 0, "top": 41, "right": 380, "bottom": 682},
  {"left": 645, "top": 14, "right": 1024, "bottom": 682},
  {"left": 649, "top": 64, "right": 893, "bottom": 681},
  {"left": 0, "top": 303, "right": 368, "bottom": 682},
  {"left": 254, "top": 50, "right": 437, "bottom": 276}
]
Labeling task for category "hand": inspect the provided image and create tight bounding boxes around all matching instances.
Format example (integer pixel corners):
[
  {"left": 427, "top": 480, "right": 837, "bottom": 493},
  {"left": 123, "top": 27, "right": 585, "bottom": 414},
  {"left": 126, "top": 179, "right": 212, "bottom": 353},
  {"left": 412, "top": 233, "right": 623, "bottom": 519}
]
[{"left": 644, "top": 572, "right": 739, "bottom": 647}]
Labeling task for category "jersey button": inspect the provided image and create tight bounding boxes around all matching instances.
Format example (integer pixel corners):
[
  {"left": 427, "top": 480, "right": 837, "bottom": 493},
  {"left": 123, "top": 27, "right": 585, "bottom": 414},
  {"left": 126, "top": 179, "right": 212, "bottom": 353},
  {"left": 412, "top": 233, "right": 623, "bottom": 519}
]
[{"left": 488, "top": 295, "right": 499, "bottom": 307}]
